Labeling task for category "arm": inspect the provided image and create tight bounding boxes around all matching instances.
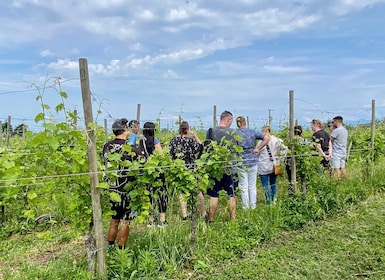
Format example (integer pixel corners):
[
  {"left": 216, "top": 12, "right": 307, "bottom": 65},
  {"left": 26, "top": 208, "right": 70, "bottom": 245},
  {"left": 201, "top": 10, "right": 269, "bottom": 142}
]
[
  {"left": 188, "top": 130, "right": 202, "bottom": 144},
  {"left": 155, "top": 142, "right": 162, "bottom": 152},
  {"left": 326, "top": 140, "right": 332, "bottom": 160},
  {"left": 315, "top": 142, "right": 330, "bottom": 161},
  {"left": 315, "top": 143, "right": 323, "bottom": 156},
  {"left": 254, "top": 134, "right": 270, "bottom": 154},
  {"left": 276, "top": 140, "right": 288, "bottom": 160},
  {"left": 154, "top": 137, "right": 162, "bottom": 152}
]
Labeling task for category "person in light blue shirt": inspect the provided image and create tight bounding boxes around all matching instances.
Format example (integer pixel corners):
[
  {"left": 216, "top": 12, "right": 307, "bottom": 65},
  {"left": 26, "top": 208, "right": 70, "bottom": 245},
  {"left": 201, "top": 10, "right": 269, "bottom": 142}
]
[
  {"left": 127, "top": 120, "right": 139, "bottom": 147},
  {"left": 236, "top": 116, "right": 270, "bottom": 209},
  {"left": 330, "top": 115, "right": 348, "bottom": 178}
]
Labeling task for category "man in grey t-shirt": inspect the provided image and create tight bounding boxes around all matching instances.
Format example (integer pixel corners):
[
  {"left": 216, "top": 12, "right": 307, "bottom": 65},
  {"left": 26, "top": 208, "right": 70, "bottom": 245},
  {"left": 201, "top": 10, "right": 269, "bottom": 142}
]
[{"left": 330, "top": 115, "right": 348, "bottom": 178}]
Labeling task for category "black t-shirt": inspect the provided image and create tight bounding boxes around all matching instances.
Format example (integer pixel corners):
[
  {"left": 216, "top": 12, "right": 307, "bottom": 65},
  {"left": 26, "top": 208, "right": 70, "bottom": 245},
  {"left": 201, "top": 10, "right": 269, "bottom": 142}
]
[
  {"left": 312, "top": 130, "right": 330, "bottom": 154},
  {"left": 102, "top": 138, "right": 142, "bottom": 190}
]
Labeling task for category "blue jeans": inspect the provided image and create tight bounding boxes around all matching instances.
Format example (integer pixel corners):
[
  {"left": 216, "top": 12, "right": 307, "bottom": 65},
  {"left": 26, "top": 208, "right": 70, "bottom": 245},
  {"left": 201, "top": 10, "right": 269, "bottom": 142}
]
[
  {"left": 259, "top": 173, "right": 277, "bottom": 204},
  {"left": 238, "top": 165, "right": 258, "bottom": 209}
]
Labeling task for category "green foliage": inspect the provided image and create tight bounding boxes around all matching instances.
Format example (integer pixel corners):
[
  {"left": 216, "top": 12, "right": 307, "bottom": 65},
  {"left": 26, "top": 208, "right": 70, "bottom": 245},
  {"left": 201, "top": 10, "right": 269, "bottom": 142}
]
[
  {"left": 0, "top": 78, "right": 107, "bottom": 236},
  {"left": 2, "top": 79, "right": 385, "bottom": 279}
]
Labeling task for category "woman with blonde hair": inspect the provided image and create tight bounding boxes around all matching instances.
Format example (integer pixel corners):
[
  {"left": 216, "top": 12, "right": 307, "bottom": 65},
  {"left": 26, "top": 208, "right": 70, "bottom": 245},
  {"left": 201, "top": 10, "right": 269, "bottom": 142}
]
[
  {"left": 311, "top": 119, "right": 332, "bottom": 170},
  {"left": 257, "top": 125, "right": 287, "bottom": 204}
]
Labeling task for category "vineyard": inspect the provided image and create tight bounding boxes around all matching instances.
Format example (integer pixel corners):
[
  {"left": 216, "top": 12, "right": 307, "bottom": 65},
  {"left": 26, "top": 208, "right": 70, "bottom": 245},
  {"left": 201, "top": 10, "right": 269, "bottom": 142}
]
[{"left": 1, "top": 83, "right": 385, "bottom": 279}]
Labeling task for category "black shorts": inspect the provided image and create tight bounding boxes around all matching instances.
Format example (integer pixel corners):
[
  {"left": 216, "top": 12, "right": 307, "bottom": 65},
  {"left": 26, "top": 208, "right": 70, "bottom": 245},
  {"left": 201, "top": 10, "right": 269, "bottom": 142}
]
[
  {"left": 110, "top": 191, "right": 131, "bottom": 220},
  {"left": 207, "top": 174, "right": 238, "bottom": 198}
]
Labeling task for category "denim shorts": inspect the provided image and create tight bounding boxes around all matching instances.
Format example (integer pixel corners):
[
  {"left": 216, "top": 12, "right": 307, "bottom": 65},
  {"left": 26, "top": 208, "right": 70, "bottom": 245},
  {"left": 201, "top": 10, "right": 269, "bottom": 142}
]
[
  {"left": 330, "top": 156, "right": 346, "bottom": 168},
  {"left": 207, "top": 174, "right": 238, "bottom": 197}
]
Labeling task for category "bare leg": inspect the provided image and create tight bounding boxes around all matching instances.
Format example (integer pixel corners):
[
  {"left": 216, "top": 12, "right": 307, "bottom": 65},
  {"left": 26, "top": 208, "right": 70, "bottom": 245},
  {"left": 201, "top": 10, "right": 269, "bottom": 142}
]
[
  {"left": 107, "top": 219, "right": 120, "bottom": 244},
  {"left": 340, "top": 168, "right": 347, "bottom": 179},
  {"left": 117, "top": 220, "right": 130, "bottom": 248},
  {"left": 333, "top": 168, "right": 343, "bottom": 178},
  {"left": 208, "top": 197, "right": 218, "bottom": 222},
  {"left": 159, "top": 212, "right": 166, "bottom": 223},
  {"left": 228, "top": 196, "right": 236, "bottom": 221},
  {"left": 197, "top": 191, "right": 206, "bottom": 217},
  {"left": 148, "top": 215, "right": 155, "bottom": 225},
  {"left": 180, "top": 195, "right": 188, "bottom": 218}
]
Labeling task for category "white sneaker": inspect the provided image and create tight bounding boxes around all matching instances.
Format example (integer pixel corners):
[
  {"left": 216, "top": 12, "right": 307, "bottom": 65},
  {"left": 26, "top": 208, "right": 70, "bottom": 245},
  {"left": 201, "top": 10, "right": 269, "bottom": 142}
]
[{"left": 157, "top": 221, "right": 168, "bottom": 228}]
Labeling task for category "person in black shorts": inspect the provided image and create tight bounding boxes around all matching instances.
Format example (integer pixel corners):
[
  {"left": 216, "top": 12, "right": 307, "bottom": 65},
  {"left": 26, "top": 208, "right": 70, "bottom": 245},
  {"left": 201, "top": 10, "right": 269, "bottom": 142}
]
[
  {"left": 102, "top": 118, "right": 142, "bottom": 249},
  {"left": 205, "top": 111, "right": 238, "bottom": 222}
]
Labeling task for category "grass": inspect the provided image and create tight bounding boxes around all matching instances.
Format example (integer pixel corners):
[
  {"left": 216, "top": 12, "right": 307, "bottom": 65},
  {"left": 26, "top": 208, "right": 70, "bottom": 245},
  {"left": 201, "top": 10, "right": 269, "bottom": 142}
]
[
  {"left": 2, "top": 193, "right": 384, "bottom": 280},
  {"left": 188, "top": 193, "right": 385, "bottom": 280},
  {"left": 1, "top": 162, "right": 384, "bottom": 279}
]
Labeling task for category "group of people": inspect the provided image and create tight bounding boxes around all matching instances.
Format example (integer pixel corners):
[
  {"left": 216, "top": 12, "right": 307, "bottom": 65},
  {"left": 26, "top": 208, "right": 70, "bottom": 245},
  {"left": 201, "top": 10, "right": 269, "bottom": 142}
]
[
  {"left": 311, "top": 116, "right": 349, "bottom": 178},
  {"left": 102, "top": 111, "right": 348, "bottom": 249}
]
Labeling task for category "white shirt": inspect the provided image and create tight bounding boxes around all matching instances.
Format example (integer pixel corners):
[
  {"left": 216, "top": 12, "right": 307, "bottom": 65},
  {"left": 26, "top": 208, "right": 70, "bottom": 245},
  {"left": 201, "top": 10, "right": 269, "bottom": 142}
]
[{"left": 257, "top": 135, "right": 287, "bottom": 175}]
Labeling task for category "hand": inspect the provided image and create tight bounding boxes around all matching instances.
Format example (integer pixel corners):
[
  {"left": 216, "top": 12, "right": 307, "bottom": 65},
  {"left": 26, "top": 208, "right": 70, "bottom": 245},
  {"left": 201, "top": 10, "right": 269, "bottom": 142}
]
[{"left": 253, "top": 147, "right": 260, "bottom": 154}]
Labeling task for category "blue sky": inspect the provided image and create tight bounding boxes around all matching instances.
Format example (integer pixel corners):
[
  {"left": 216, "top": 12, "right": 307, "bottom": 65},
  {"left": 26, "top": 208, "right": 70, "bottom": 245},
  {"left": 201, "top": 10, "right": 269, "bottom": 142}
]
[{"left": 1, "top": 0, "right": 385, "bottom": 131}]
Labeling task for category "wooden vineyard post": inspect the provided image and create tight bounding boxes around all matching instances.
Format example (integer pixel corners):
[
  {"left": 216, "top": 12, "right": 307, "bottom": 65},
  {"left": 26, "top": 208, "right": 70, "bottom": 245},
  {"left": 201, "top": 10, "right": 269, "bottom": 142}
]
[
  {"left": 0, "top": 121, "right": 2, "bottom": 145},
  {"left": 137, "top": 103, "right": 141, "bottom": 124},
  {"left": 74, "top": 109, "right": 78, "bottom": 128},
  {"left": 104, "top": 119, "right": 108, "bottom": 144},
  {"left": 213, "top": 105, "right": 217, "bottom": 128},
  {"left": 370, "top": 99, "right": 376, "bottom": 164},
  {"left": 289, "top": 90, "right": 297, "bottom": 192},
  {"left": 79, "top": 58, "right": 106, "bottom": 278},
  {"left": 6, "top": 116, "right": 11, "bottom": 147}
]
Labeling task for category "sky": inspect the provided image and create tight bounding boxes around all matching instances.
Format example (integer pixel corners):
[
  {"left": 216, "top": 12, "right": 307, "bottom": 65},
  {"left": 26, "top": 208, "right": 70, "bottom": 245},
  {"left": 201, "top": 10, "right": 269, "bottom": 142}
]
[{"left": 1, "top": 0, "right": 385, "bottom": 132}]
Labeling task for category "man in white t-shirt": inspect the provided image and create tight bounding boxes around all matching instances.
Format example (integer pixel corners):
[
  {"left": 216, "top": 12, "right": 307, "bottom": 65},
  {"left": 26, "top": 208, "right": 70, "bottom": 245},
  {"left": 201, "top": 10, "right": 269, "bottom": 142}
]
[{"left": 330, "top": 115, "right": 348, "bottom": 178}]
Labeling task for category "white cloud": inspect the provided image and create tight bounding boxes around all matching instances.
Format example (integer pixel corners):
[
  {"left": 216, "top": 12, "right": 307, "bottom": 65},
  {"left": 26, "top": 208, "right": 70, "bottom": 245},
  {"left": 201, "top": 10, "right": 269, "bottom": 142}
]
[
  {"left": 330, "top": 0, "right": 385, "bottom": 15},
  {"left": 122, "top": 48, "right": 206, "bottom": 70},
  {"left": 163, "top": 69, "right": 182, "bottom": 79},
  {"left": 82, "top": 18, "right": 137, "bottom": 40},
  {"left": 262, "top": 65, "right": 308, "bottom": 73},
  {"left": 167, "top": 8, "right": 189, "bottom": 21},
  {"left": 341, "top": 57, "right": 385, "bottom": 65},
  {"left": 47, "top": 59, "right": 78, "bottom": 71},
  {"left": 138, "top": 9, "right": 156, "bottom": 20},
  {"left": 40, "top": 49, "right": 55, "bottom": 57}
]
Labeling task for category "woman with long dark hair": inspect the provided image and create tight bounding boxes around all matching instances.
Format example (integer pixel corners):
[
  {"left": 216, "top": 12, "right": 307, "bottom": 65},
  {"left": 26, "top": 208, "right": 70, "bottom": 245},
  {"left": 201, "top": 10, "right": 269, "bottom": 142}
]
[
  {"left": 169, "top": 121, "right": 206, "bottom": 220},
  {"left": 139, "top": 122, "right": 168, "bottom": 227}
]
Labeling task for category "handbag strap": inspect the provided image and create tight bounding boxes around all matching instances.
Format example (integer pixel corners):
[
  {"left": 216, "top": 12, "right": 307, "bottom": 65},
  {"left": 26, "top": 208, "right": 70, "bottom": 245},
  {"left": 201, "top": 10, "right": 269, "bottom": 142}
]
[
  {"left": 142, "top": 137, "right": 150, "bottom": 158},
  {"left": 266, "top": 144, "right": 274, "bottom": 162}
]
